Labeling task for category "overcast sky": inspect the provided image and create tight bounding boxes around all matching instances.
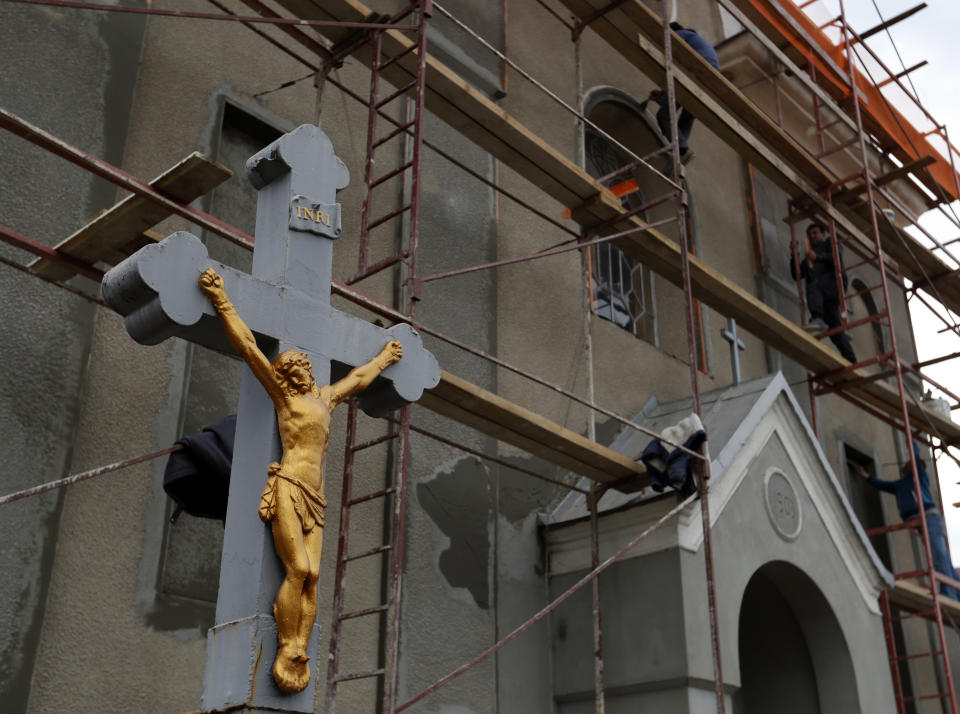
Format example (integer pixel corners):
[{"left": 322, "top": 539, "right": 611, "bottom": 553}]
[{"left": 798, "top": 0, "right": 960, "bottom": 559}]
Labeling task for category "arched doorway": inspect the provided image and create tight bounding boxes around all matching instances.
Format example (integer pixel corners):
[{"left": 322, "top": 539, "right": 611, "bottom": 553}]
[{"left": 737, "top": 561, "right": 859, "bottom": 714}]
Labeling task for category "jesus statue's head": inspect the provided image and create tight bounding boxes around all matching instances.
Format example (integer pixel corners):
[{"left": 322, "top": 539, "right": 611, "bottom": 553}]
[{"left": 274, "top": 350, "right": 317, "bottom": 396}]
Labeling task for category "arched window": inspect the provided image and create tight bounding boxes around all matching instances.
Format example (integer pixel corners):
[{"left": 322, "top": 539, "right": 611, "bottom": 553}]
[
  {"left": 584, "top": 127, "right": 656, "bottom": 342},
  {"left": 851, "top": 277, "right": 886, "bottom": 356},
  {"left": 583, "top": 87, "right": 708, "bottom": 371}
]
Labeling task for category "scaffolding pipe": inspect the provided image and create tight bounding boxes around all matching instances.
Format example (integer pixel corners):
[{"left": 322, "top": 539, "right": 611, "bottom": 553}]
[
  {"left": 395, "top": 492, "right": 698, "bottom": 712},
  {"left": 0, "top": 253, "right": 106, "bottom": 307},
  {"left": 660, "top": 3, "right": 725, "bottom": 709},
  {"left": 589, "top": 485, "right": 606, "bottom": 713},
  {"left": 403, "top": 419, "right": 589, "bottom": 494},
  {"left": 3, "top": 0, "right": 419, "bottom": 30},
  {"left": 0, "top": 224, "right": 105, "bottom": 282},
  {"left": 0, "top": 445, "right": 182, "bottom": 506},
  {"left": 838, "top": 6, "right": 959, "bottom": 709},
  {"left": 0, "top": 109, "right": 255, "bottom": 251},
  {"left": 419, "top": 216, "right": 678, "bottom": 284}
]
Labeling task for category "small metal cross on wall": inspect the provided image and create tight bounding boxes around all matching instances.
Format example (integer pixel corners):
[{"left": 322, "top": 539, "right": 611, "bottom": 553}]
[
  {"left": 720, "top": 317, "right": 746, "bottom": 386},
  {"left": 102, "top": 125, "right": 440, "bottom": 712}
]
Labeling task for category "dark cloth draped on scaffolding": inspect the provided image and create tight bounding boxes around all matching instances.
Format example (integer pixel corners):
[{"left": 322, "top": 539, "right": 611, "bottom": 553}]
[
  {"left": 163, "top": 414, "right": 236, "bottom": 521},
  {"left": 640, "top": 413, "right": 706, "bottom": 498}
]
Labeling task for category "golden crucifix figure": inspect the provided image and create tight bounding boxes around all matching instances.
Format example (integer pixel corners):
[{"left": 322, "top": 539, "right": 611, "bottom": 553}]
[{"left": 199, "top": 268, "right": 402, "bottom": 693}]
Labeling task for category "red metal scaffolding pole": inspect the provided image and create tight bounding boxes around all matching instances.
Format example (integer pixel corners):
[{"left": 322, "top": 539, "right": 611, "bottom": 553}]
[
  {"left": 322, "top": 4, "right": 433, "bottom": 711},
  {"left": 3, "top": 0, "right": 419, "bottom": 30},
  {"left": 660, "top": 8, "right": 726, "bottom": 709},
  {"left": 838, "top": 5, "right": 957, "bottom": 710}
]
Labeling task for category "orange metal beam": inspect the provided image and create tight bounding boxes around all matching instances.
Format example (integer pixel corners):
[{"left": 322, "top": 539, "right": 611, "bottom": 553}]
[{"left": 740, "top": 0, "right": 959, "bottom": 202}]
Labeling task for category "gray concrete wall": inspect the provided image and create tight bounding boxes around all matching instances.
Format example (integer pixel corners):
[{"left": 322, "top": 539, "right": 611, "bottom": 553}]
[
  {"left": 2, "top": 0, "right": 948, "bottom": 711},
  {"left": 550, "top": 550, "right": 689, "bottom": 712},
  {"left": 399, "top": 110, "right": 502, "bottom": 710},
  {"left": 0, "top": 3, "right": 146, "bottom": 712}
]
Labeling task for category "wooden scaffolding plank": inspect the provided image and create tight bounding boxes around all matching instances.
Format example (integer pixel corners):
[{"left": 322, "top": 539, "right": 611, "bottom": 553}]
[
  {"left": 279, "top": 0, "right": 960, "bottom": 444},
  {"left": 888, "top": 580, "right": 960, "bottom": 620},
  {"left": 421, "top": 371, "right": 646, "bottom": 485},
  {"left": 31, "top": 152, "right": 231, "bottom": 281}
]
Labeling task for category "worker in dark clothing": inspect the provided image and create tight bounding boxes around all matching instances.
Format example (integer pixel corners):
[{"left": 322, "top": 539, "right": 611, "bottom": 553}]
[
  {"left": 790, "top": 221, "right": 856, "bottom": 362},
  {"left": 856, "top": 445, "right": 960, "bottom": 600},
  {"left": 651, "top": 22, "right": 720, "bottom": 160}
]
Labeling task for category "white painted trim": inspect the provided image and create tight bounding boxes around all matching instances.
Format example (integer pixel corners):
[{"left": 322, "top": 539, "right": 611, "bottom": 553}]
[
  {"left": 546, "top": 374, "right": 893, "bottom": 614},
  {"left": 675, "top": 399, "right": 888, "bottom": 613}
]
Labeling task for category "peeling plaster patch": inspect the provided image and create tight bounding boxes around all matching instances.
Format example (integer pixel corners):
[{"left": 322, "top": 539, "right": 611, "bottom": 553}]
[{"left": 417, "top": 457, "right": 492, "bottom": 609}]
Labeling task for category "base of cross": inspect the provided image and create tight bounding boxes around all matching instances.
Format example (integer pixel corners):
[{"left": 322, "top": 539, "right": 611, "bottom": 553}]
[{"left": 202, "top": 615, "right": 323, "bottom": 712}]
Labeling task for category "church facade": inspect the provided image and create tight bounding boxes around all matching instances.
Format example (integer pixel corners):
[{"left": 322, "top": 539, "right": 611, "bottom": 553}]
[{"left": 1, "top": 1, "right": 957, "bottom": 713}]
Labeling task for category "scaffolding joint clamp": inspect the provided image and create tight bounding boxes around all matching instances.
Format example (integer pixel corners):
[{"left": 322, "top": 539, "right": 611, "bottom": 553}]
[{"left": 405, "top": 276, "right": 423, "bottom": 301}]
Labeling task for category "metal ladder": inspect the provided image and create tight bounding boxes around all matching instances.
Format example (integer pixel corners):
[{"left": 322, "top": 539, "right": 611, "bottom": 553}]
[{"left": 325, "top": 2, "right": 431, "bottom": 711}]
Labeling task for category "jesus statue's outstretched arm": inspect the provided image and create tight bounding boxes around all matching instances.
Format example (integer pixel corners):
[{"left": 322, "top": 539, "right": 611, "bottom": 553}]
[
  {"left": 198, "top": 268, "right": 284, "bottom": 408},
  {"left": 324, "top": 341, "right": 403, "bottom": 409}
]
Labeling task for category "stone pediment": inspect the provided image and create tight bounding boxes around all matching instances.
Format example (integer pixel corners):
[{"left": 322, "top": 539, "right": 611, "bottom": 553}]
[{"left": 543, "top": 373, "right": 893, "bottom": 612}]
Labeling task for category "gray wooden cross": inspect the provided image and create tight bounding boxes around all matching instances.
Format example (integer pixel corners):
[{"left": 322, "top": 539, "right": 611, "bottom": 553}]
[
  {"left": 102, "top": 125, "right": 440, "bottom": 712},
  {"left": 720, "top": 317, "right": 746, "bottom": 386}
]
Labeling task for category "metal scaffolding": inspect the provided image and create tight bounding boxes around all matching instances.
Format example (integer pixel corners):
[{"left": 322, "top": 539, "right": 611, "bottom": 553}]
[{"left": 2, "top": 0, "right": 960, "bottom": 712}]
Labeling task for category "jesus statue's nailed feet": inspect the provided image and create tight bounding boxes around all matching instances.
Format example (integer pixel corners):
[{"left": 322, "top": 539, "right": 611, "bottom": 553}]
[{"left": 273, "top": 646, "right": 311, "bottom": 693}]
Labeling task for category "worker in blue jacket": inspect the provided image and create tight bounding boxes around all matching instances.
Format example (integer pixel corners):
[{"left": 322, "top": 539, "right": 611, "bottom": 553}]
[
  {"left": 651, "top": 22, "right": 720, "bottom": 161},
  {"left": 856, "top": 445, "right": 959, "bottom": 599}
]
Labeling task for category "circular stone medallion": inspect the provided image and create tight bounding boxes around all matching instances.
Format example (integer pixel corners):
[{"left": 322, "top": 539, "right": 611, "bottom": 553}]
[{"left": 763, "top": 469, "right": 801, "bottom": 541}]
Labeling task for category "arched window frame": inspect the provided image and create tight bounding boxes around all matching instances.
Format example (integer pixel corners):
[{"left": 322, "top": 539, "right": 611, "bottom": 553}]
[{"left": 581, "top": 86, "right": 709, "bottom": 372}]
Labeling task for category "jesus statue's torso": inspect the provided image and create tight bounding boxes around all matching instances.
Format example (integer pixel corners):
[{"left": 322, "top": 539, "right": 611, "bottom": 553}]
[{"left": 276, "top": 391, "right": 333, "bottom": 491}]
